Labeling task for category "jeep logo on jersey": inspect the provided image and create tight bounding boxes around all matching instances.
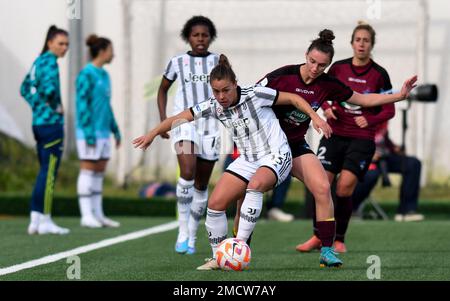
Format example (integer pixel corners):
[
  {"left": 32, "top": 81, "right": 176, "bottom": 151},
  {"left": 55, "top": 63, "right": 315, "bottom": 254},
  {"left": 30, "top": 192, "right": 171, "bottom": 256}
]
[
  {"left": 184, "top": 73, "right": 210, "bottom": 83},
  {"left": 227, "top": 118, "right": 250, "bottom": 129}
]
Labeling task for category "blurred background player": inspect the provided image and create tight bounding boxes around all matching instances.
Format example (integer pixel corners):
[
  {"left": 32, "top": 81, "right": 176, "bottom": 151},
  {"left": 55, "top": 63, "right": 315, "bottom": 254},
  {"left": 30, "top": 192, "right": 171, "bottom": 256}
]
[
  {"left": 298, "top": 22, "right": 395, "bottom": 253},
  {"left": 75, "top": 34, "right": 121, "bottom": 228},
  {"left": 157, "top": 16, "right": 220, "bottom": 255},
  {"left": 352, "top": 120, "right": 424, "bottom": 222},
  {"left": 20, "top": 25, "right": 70, "bottom": 235}
]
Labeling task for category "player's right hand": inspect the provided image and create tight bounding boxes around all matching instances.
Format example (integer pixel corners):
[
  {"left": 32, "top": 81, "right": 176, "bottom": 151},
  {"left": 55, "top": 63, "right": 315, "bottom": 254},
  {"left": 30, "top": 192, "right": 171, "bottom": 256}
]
[{"left": 132, "top": 134, "right": 154, "bottom": 150}]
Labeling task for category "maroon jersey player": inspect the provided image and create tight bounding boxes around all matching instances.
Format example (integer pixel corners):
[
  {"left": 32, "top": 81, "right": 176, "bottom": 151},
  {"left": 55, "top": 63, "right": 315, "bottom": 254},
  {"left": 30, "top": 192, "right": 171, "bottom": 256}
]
[
  {"left": 297, "top": 23, "right": 397, "bottom": 253},
  {"left": 234, "top": 28, "right": 416, "bottom": 267}
]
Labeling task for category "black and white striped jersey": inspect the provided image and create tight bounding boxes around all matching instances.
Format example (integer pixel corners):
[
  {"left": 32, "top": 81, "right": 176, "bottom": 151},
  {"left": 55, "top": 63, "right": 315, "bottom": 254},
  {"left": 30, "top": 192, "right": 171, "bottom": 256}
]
[
  {"left": 191, "top": 85, "right": 288, "bottom": 162},
  {"left": 164, "top": 51, "right": 219, "bottom": 135}
]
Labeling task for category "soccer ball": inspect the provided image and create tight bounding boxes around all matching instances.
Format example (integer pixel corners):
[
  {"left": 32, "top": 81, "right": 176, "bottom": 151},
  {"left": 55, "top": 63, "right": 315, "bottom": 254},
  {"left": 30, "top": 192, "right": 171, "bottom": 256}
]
[{"left": 215, "top": 238, "right": 251, "bottom": 271}]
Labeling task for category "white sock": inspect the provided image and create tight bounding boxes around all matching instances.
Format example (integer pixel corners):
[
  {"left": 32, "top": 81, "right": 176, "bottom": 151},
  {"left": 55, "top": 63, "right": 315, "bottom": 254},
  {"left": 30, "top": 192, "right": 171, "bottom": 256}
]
[
  {"left": 92, "top": 172, "right": 105, "bottom": 220},
  {"left": 205, "top": 208, "right": 228, "bottom": 258},
  {"left": 39, "top": 214, "right": 51, "bottom": 224},
  {"left": 30, "top": 211, "right": 42, "bottom": 224},
  {"left": 176, "top": 177, "right": 194, "bottom": 243},
  {"left": 237, "top": 189, "right": 263, "bottom": 242},
  {"left": 77, "top": 169, "right": 95, "bottom": 219},
  {"left": 188, "top": 188, "right": 208, "bottom": 248}
]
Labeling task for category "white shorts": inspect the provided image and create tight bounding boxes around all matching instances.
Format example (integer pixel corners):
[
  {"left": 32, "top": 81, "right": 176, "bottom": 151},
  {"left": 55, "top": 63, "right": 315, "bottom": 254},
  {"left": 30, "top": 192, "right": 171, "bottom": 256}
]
[
  {"left": 76, "top": 138, "right": 111, "bottom": 161},
  {"left": 171, "top": 122, "right": 220, "bottom": 161},
  {"left": 226, "top": 143, "right": 292, "bottom": 187}
]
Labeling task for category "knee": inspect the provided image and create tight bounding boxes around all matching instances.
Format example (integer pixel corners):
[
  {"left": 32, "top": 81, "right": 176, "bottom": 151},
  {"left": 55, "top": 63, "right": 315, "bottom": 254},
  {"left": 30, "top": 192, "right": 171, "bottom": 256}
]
[
  {"left": 405, "top": 157, "right": 422, "bottom": 174},
  {"left": 311, "top": 181, "right": 331, "bottom": 200},
  {"left": 247, "top": 178, "right": 266, "bottom": 192},
  {"left": 207, "top": 196, "right": 223, "bottom": 211},
  {"left": 412, "top": 157, "right": 422, "bottom": 172},
  {"left": 336, "top": 183, "right": 354, "bottom": 197}
]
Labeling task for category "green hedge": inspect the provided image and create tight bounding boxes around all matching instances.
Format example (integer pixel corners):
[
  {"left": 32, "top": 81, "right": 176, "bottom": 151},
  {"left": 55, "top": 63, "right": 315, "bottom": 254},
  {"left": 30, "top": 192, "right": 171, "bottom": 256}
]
[{"left": 1, "top": 195, "right": 449, "bottom": 219}]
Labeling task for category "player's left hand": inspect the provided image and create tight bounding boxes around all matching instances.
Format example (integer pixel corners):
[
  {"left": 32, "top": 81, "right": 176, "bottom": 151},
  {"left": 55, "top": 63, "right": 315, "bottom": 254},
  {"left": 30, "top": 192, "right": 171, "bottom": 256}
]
[{"left": 400, "top": 75, "right": 418, "bottom": 99}]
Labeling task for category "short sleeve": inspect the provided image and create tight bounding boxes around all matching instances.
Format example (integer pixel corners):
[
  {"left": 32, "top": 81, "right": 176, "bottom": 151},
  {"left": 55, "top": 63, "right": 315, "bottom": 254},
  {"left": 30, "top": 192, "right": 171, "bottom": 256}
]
[
  {"left": 163, "top": 58, "right": 177, "bottom": 82},
  {"left": 252, "top": 86, "right": 279, "bottom": 107},
  {"left": 327, "top": 78, "right": 354, "bottom": 103},
  {"left": 190, "top": 99, "right": 214, "bottom": 119}
]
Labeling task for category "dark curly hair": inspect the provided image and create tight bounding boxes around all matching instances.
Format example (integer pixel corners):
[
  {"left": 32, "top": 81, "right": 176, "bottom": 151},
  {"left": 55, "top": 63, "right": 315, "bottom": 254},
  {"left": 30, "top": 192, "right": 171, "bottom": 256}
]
[{"left": 180, "top": 16, "right": 217, "bottom": 42}]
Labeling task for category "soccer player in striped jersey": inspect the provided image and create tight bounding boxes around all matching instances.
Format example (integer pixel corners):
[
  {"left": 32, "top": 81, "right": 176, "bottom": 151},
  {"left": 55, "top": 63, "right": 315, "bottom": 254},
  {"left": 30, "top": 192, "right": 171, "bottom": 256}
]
[
  {"left": 243, "top": 29, "right": 416, "bottom": 267},
  {"left": 20, "top": 25, "right": 70, "bottom": 235},
  {"left": 133, "top": 54, "right": 332, "bottom": 270},
  {"left": 298, "top": 23, "right": 395, "bottom": 253},
  {"left": 157, "top": 16, "right": 220, "bottom": 255},
  {"left": 75, "top": 35, "right": 121, "bottom": 229}
]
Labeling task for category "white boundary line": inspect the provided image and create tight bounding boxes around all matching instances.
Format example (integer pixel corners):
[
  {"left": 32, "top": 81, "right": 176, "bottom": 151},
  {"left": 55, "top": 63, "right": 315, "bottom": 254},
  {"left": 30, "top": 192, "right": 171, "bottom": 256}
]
[{"left": 0, "top": 221, "right": 179, "bottom": 276}]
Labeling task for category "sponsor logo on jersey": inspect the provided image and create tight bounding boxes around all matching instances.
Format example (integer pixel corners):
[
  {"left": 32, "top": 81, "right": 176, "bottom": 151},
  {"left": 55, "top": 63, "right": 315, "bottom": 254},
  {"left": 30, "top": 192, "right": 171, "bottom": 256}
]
[
  {"left": 184, "top": 72, "right": 210, "bottom": 83},
  {"left": 295, "top": 88, "right": 315, "bottom": 95},
  {"left": 348, "top": 77, "right": 367, "bottom": 84},
  {"left": 227, "top": 118, "right": 250, "bottom": 129},
  {"left": 285, "top": 102, "right": 320, "bottom": 124}
]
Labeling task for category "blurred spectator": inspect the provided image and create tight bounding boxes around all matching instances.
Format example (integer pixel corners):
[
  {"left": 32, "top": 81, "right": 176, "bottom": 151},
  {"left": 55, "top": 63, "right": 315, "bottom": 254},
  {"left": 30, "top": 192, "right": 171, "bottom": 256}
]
[{"left": 352, "top": 121, "right": 424, "bottom": 222}]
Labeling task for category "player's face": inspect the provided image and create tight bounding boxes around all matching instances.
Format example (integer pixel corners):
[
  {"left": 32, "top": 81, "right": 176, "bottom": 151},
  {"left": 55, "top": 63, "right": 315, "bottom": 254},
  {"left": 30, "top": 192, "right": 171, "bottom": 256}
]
[
  {"left": 352, "top": 29, "right": 373, "bottom": 60},
  {"left": 211, "top": 79, "right": 238, "bottom": 108},
  {"left": 188, "top": 25, "right": 211, "bottom": 55},
  {"left": 101, "top": 44, "right": 114, "bottom": 64},
  {"left": 304, "top": 49, "right": 330, "bottom": 79},
  {"left": 48, "top": 34, "right": 69, "bottom": 58}
]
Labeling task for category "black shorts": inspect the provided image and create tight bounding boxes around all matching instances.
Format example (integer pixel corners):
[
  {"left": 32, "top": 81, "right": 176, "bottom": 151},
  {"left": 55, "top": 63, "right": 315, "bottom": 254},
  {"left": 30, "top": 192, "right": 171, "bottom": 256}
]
[
  {"left": 317, "top": 135, "right": 375, "bottom": 181},
  {"left": 289, "top": 139, "right": 315, "bottom": 158}
]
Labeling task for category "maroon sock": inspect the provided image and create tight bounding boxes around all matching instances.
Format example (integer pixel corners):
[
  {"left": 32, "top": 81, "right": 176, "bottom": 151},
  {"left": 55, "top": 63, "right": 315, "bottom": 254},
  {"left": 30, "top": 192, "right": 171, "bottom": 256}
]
[
  {"left": 316, "top": 220, "right": 336, "bottom": 247},
  {"left": 335, "top": 195, "right": 353, "bottom": 242}
]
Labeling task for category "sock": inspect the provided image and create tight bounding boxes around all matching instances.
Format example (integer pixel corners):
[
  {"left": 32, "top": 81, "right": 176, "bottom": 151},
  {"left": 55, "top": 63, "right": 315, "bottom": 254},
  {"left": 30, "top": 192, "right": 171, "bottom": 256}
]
[
  {"left": 236, "top": 189, "right": 263, "bottom": 242},
  {"left": 188, "top": 188, "right": 208, "bottom": 248},
  {"left": 30, "top": 211, "right": 42, "bottom": 225},
  {"left": 176, "top": 177, "right": 194, "bottom": 243},
  {"left": 92, "top": 172, "right": 105, "bottom": 220},
  {"left": 335, "top": 195, "right": 353, "bottom": 242},
  {"left": 77, "top": 169, "right": 95, "bottom": 219},
  {"left": 205, "top": 208, "right": 227, "bottom": 258},
  {"left": 316, "top": 219, "right": 336, "bottom": 247}
]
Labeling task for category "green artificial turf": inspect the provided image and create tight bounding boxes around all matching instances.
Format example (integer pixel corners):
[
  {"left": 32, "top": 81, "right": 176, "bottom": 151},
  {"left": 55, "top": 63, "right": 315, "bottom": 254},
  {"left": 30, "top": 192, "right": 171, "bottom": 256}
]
[{"left": 1, "top": 217, "right": 449, "bottom": 281}]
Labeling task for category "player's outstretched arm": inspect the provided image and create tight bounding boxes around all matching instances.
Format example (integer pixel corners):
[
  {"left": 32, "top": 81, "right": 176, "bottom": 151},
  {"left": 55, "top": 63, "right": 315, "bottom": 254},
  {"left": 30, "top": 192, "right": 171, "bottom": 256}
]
[
  {"left": 132, "top": 109, "right": 194, "bottom": 150},
  {"left": 277, "top": 91, "right": 332, "bottom": 138},
  {"left": 348, "top": 75, "right": 418, "bottom": 107}
]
